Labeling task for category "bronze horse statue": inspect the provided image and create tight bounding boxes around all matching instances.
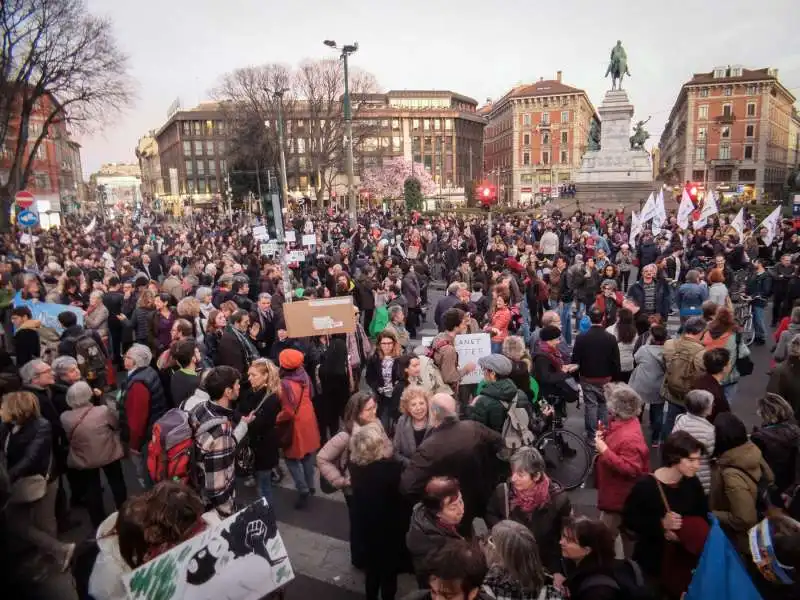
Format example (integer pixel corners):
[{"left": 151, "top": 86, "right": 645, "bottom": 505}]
[{"left": 605, "top": 40, "right": 631, "bottom": 91}]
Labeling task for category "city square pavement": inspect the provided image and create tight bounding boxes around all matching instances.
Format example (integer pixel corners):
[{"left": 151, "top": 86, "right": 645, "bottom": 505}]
[{"left": 53, "top": 281, "right": 775, "bottom": 599}]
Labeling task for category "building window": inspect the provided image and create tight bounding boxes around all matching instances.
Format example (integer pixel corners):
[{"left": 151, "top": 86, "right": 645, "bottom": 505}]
[
  {"left": 209, "top": 179, "right": 219, "bottom": 194},
  {"left": 412, "top": 119, "right": 420, "bottom": 131},
  {"left": 197, "top": 179, "right": 207, "bottom": 194},
  {"left": 193, "top": 141, "right": 203, "bottom": 155},
  {"left": 698, "top": 105, "right": 708, "bottom": 119},
  {"left": 182, "top": 122, "right": 191, "bottom": 136},
  {"left": 523, "top": 152, "right": 530, "bottom": 166},
  {"left": 433, "top": 119, "right": 440, "bottom": 130},
  {"left": 208, "top": 161, "right": 216, "bottom": 175},
  {"left": 746, "top": 86, "right": 756, "bottom": 96},
  {"left": 560, "top": 150, "right": 568, "bottom": 163},
  {"left": 218, "top": 140, "right": 226, "bottom": 154},
  {"left": 206, "top": 140, "right": 214, "bottom": 155},
  {"left": 541, "top": 113, "right": 550, "bottom": 125},
  {"left": 523, "top": 133, "right": 530, "bottom": 146},
  {"left": 392, "top": 119, "right": 400, "bottom": 130},
  {"left": 561, "top": 111, "right": 569, "bottom": 123},
  {"left": 183, "top": 142, "right": 191, "bottom": 156},
  {"left": 697, "top": 127, "right": 706, "bottom": 141},
  {"left": 746, "top": 124, "right": 754, "bottom": 137},
  {"left": 747, "top": 102, "right": 756, "bottom": 117},
  {"left": 714, "top": 68, "right": 726, "bottom": 78},
  {"left": 220, "top": 159, "right": 227, "bottom": 173},
  {"left": 187, "top": 179, "right": 196, "bottom": 194},
  {"left": 719, "top": 144, "right": 731, "bottom": 160},
  {"left": 739, "top": 169, "right": 756, "bottom": 181},
  {"left": 423, "top": 119, "right": 430, "bottom": 131},
  {"left": 34, "top": 173, "right": 49, "bottom": 190},
  {"left": 445, "top": 119, "right": 452, "bottom": 130},
  {"left": 721, "top": 126, "right": 731, "bottom": 139},
  {"left": 193, "top": 121, "right": 201, "bottom": 136},
  {"left": 700, "top": 88, "right": 709, "bottom": 98},
  {"left": 523, "top": 114, "right": 531, "bottom": 126},
  {"left": 297, "top": 138, "right": 306, "bottom": 153},
  {"left": 196, "top": 161, "right": 205, "bottom": 175},
  {"left": 542, "top": 151, "right": 550, "bottom": 165},
  {"left": 392, "top": 136, "right": 402, "bottom": 151},
  {"left": 722, "top": 103, "right": 732, "bottom": 117},
  {"left": 695, "top": 147, "right": 706, "bottom": 161},
  {"left": 542, "top": 132, "right": 550, "bottom": 144},
  {"left": 744, "top": 145, "right": 754, "bottom": 160},
  {"left": 185, "top": 160, "right": 193, "bottom": 175},
  {"left": 561, "top": 131, "right": 568, "bottom": 144},
  {"left": 723, "top": 86, "right": 732, "bottom": 96}
]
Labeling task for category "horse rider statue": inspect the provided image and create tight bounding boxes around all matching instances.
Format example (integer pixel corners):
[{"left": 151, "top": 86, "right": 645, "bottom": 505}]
[
  {"left": 630, "top": 117, "right": 651, "bottom": 150},
  {"left": 605, "top": 40, "right": 631, "bottom": 91}
]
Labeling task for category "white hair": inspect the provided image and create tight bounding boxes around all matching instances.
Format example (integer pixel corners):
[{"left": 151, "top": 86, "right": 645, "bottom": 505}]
[{"left": 126, "top": 344, "right": 152, "bottom": 369}]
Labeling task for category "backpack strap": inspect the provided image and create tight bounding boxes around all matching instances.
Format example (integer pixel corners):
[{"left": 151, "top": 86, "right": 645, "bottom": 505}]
[
  {"left": 195, "top": 417, "right": 229, "bottom": 437},
  {"left": 577, "top": 574, "right": 620, "bottom": 596},
  {"left": 625, "top": 559, "right": 645, "bottom": 587}
]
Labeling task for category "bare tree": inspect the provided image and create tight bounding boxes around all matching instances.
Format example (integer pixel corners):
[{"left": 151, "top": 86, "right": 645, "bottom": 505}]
[
  {"left": 0, "top": 0, "right": 134, "bottom": 230},
  {"left": 215, "top": 59, "right": 380, "bottom": 210}
]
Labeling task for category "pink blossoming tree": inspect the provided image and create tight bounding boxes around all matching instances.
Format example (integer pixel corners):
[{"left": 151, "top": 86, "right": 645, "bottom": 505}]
[{"left": 360, "top": 157, "right": 437, "bottom": 201}]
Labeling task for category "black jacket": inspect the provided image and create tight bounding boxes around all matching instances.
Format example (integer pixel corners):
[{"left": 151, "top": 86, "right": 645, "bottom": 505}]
[
  {"left": 571, "top": 326, "right": 621, "bottom": 380},
  {"left": 13, "top": 328, "right": 40, "bottom": 369},
  {"left": 750, "top": 422, "right": 800, "bottom": 494},
  {"left": 237, "top": 389, "right": 281, "bottom": 471},
  {"left": 103, "top": 290, "right": 125, "bottom": 330},
  {"left": 636, "top": 241, "right": 659, "bottom": 267},
  {"left": 365, "top": 354, "right": 400, "bottom": 400},
  {"left": 746, "top": 271, "right": 773, "bottom": 307},
  {"left": 23, "top": 384, "right": 66, "bottom": 474},
  {"left": 405, "top": 502, "right": 463, "bottom": 574},
  {"left": 532, "top": 351, "right": 578, "bottom": 402},
  {"left": 0, "top": 418, "right": 52, "bottom": 482},
  {"left": 565, "top": 560, "right": 622, "bottom": 600}
]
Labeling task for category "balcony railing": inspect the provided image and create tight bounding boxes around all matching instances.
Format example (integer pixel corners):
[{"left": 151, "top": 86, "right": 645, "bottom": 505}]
[{"left": 715, "top": 113, "right": 736, "bottom": 124}]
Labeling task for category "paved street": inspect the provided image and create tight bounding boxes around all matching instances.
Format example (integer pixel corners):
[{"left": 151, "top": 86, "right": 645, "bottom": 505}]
[{"left": 56, "top": 281, "right": 776, "bottom": 599}]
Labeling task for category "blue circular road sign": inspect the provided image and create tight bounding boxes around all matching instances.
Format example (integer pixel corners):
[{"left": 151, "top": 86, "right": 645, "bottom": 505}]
[{"left": 17, "top": 209, "right": 39, "bottom": 228}]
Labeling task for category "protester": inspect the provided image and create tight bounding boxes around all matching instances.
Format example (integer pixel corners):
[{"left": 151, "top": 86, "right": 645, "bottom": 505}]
[
  {"left": 767, "top": 334, "right": 800, "bottom": 417},
  {"left": 661, "top": 316, "right": 707, "bottom": 437},
  {"left": 750, "top": 393, "right": 800, "bottom": 499},
  {"left": 671, "top": 390, "right": 716, "bottom": 493},
  {"left": 393, "top": 385, "right": 432, "bottom": 467},
  {"left": 404, "top": 539, "right": 489, "bottom": 600},
  {"left": 691, "top": 347, "right": 732, "bottom": 421},
  {"left": 559, "top": 517, "right": 619, "bottom": 600}
]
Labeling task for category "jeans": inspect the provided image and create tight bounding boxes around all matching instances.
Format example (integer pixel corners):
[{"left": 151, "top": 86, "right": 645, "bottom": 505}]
[
  {"left": 491, "top": 341, "right": 503, "bottom": 354},
  {"left": 130, "top": 448, "right": 153, "bottom": 490},
  {"left": 752, "top": 305, "right": 766, "bottom": 342},
  {"left": 581, "top": 381, "right": 608, "bottom": 443},
  {"left": 649, "top": 402, "right": 665, "bottom": 444},
  {"left": 723, "top": 383, "right": 738, "bottom": 403},
  {"left": 255, "top": 470, "right": 275, "bottom": 506},
  {"left": 558, "top": 301, "right": 573, "bottom": 346},
  {"left": 285, "top": 452, "right": 316, "bottom": 495},
  {"left": 365, "top": 565, "right": 398, "bottom": 600},
  {"left": 662, "top": 402, "right": 686, "bottom": 438}
]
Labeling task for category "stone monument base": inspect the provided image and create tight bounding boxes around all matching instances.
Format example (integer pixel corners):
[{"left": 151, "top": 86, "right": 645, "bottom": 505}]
[{"left": 556, "top": 181, "right": 656, "bottom": 213}]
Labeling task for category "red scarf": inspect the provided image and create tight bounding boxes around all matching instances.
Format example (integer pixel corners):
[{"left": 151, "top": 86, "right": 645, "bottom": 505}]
[
  {"left": 511, "top": 475, "right": 552, "bottom": 513},
  {"left": 537, "top": 340, "right": 563, "bottom": 370}
]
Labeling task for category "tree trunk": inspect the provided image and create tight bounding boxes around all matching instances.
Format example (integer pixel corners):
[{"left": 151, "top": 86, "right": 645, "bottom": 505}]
[{"left": 0, "top": 184, "right": 13, "bottom": 233}]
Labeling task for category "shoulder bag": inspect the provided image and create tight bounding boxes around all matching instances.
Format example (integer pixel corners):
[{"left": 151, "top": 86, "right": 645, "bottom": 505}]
[
  {"left": 734, "top": 332, "right": 754, "bottom": 376},
  {"left": 4, "top": 428, "right": 50, "bottom": 505}
]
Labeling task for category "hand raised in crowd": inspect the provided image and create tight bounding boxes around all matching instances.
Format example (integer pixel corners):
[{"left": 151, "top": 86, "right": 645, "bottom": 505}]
[{"left": 594, "top": 430, "right": 608, "bottom": 454}]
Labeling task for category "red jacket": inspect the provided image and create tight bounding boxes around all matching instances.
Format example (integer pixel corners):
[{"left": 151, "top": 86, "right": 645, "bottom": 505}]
[{"left": 596, "top": 418, "right": 650, "bottom": 512}]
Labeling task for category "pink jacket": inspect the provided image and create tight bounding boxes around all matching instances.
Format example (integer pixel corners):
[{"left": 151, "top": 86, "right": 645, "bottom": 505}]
[{"left": 60, "top": 405, "right": 124, "bottom": 470}]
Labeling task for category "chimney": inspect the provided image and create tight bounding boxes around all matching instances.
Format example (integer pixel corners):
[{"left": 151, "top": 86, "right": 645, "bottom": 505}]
[{"left": 557, "top": 71, "right": 562, "bottom": 83}]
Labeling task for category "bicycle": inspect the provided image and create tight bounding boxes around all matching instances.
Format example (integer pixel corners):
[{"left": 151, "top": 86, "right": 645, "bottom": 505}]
[
  {"left": 534, "top": 395, "right": 593, "bottom": 490},
  {"left": 732, "top": 294, "right": 755, "bottom": 346}
]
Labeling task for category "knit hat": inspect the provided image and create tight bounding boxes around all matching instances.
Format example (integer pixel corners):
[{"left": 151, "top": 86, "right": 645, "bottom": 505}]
[
  {"left": 540, "top": 326, "right": 561, "bottom": 342},
  {"left": 478, "top": 354, "right": 513, "bottom": 377},
  {"left": 279, "top": 348, "right": 304, "bottom": 370}
]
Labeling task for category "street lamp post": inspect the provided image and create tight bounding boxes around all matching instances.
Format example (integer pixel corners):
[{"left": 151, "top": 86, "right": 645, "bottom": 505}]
[
  {"left": 324, "top": 39, "right": 359, "bottom": 227},
  {"left": 268, "top": 88, "right": 290, "bottom": 207}
]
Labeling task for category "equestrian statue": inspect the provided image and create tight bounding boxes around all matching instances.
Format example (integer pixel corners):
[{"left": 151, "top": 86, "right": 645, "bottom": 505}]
[
  {"left": 630, "top": 117, "right": 651, "bottom": 150},
  {"left": 605, "top": 40, "right": 631, "bottom": 91}
]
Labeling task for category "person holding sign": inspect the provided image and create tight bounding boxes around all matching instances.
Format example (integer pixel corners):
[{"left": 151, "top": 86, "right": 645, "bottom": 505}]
[{"left": 428, "top": 309, "right": 476, "bottom": 397}]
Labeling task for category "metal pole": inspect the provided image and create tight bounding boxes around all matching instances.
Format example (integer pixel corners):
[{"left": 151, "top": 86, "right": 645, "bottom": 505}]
[
  {"left": 28, "top": 226, "right": 35, "bottom": 268},
  {"left": 275, "top": 94, "right": 289, "bottom": 204},
  {"left": 342, "top": 52, "right": 356, "bottom": 228}
]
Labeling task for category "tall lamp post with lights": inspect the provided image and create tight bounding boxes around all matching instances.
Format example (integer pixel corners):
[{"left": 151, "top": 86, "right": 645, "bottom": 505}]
[
  {"left": 267, "top": 87, "right": 290, "bottom": 206},
  {"left": 323, "top": 39, "right": 358, "bottom": 226}
]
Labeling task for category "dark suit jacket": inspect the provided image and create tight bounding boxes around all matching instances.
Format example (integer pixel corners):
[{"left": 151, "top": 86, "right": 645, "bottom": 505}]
[{"left": 215, "top": 330, "right": 247, "bottom": 374}]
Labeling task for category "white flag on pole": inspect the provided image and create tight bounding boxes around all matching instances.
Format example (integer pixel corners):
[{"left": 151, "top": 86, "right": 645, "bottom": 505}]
[
  {"left": 640, "top": 192, "right": 657, "bottom": 222},
  {"left": 730, "top": 207, "right": 745, "bottom": 240},
  {"left": 694, "top": 190, "right": 719, "bottom": 229},
  {"left": 629, "top": 210, "right": 643, "bottom": 249},
  {"left": 677, "top": 189, "right": 694, "bottom": 230},
  {"left": 757, "top": 206, "right": 782, "bottom": 246},
  {"left": 652, "top": 189, "right": 667, "bottom": 234},
  {"left": 83, "top": 217, "right": 97, "bottom": 234}
]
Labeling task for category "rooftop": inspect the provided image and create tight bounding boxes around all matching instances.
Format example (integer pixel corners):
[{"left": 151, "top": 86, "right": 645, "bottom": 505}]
[{"left": 686, "top": 67, "right": 777, "bottom": 86}]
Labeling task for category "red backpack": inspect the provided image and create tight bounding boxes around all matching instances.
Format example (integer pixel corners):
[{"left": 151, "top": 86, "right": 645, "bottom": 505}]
[{"left": 146, "top": 408, "right": 226, "bottom": 486}]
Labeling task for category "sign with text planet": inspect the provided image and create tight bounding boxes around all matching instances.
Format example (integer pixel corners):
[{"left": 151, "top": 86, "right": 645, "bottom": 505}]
[
  {"left": 17, "top": 209, "right": 39, "bottom": 228},
  {"left": 15, "top": 190, "right": 35, "bottom": 209}
]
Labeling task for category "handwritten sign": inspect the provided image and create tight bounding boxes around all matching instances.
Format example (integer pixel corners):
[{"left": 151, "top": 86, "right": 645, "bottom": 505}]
[
  {"left": 287, "top": 250, "right": 305, "bottom": 263},
  {"left": 455, "top": 333, "right": 491, "bottom": 385},
  {"left": 252, "top": 225, "right": 268, "bottom": 241},
  {"left": 260, "top": 242, "right": 278, "bottom": 257},
  {"left": 284, "top": 230, "right": 296, "bottom": 243},
  {"left": 123, "top": 498, "right": 293, "bottom": 600},
  {"left": 302, "top": 234, "right": 316, "bottom": 247}
]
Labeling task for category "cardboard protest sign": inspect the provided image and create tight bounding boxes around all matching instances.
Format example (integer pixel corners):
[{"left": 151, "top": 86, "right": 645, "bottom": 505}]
[
  {"left": 455, "top": 333, "right": 491, "bottom": 385},
  {"left": 283, "top": 296, "right": 356, "bottom": 338},
  {"left": 260, "top": 242, "right": 278, "bottom": 257},
  {"left": 284, "top": 230, "right": 296, "bottom": 243},
  {"left": 302, "top": 234, "right": 316, "bottom": 247},
  {"left": 124, "top": 498, "right": 293, "bottom": 600},
  {"left": 252, "top": 225, "right": 268, "bottom": 241}
]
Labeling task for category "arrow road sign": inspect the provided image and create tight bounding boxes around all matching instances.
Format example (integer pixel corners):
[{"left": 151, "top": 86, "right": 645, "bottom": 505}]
[{"left": 17, "top": 209, "right": 39, "bottom": 228}]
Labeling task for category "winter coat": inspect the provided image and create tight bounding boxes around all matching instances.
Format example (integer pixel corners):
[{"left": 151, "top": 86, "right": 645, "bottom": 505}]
[
  {"left": 467, "top": 378, "right": 529, "bottom": 434},
  {"left": 710, "top": 441, "right": 774, "bottom": 552},
  {"left": 393, "top": 415, "right": 432, "bottom": 467},
  {"left": 595, "top": 418, "right": 650, "bottom": 512},
  {"left": 485, "top": 480, "right": 571, "bottom": 574},
  {"left": 60, "top": 405, "right": 124, "bottom": 470},
  {"left": 628, "top": 344, "right": 665, "bottom": 405},
  {"left": 401, "top": 417, "right": 503, "bottom": 527},
  {"left": 215, "top": 330, "right": 249, "bottom": 374},
  {"left": 317, "top": 423, "right": 393, "bottom": 491},
  {"left": 13, "top": 319, "right": 41, "bottom": 368},
  {"left": 483, "top": 566, "right": 565, "bottom": 600},
  {"left": 700, "top": 329, "right": 750, "bottom": 386},
  {"left": 774, "top": 322, "right": 800, "bottom": 363},
  {"left": 405, "top": 503, "right": 463, "bottom": 574},
  {"left": 750, "top": 422, "right": 800, "bottom": 495},
  {"left": 565, "top": 561, "right": 620, "bottom": 600},
  {"left": 531, "top": 350, "right": 576, "bottom": 402},
  {"left": 627, "top": 278, "right": 671, "bottom": 320},
  {"left": 0, "top": 417, "right": 52, "bottom": 482},
  {"left": 660, "top": 336, "right": 707, "bottom": 406},
  {"left": 671, "top": 413, "right": 715, "bottom": 493},
  {"left": 708, "top": 282, "right": 730, "bottom": 307},
  {"left": 349, "top": 459, "right": 408, "bottom": 571},
  {"left": 676, "top": 282, "right": 709, "bottom": 316},
  {"left": 277, "top": 370, "right": 320, "bottom": 460},
  {"left": 766, "top": 358, "right": 800, "bottom": 419},
  {"left": 236, "top": 388, "right": 281, "bottom": 472}
]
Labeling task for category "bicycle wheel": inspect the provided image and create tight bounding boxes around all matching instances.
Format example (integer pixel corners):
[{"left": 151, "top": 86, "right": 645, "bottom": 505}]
[
  {"left": 740, "top": 312, "right": 755, "bottom": 346},
  {"left": 535, "top": 429, "right": 592, "bottom": 491}
]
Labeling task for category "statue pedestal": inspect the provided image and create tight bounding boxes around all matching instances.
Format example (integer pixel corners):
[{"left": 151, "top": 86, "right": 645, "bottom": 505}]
[{"left": 564, "top": 89, "right": 654, "bottom": 213}]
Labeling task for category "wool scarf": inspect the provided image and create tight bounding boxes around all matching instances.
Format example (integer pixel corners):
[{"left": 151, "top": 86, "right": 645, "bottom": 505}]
[{"left": 511, "top": 475, "right": 552, "bottom": 513}]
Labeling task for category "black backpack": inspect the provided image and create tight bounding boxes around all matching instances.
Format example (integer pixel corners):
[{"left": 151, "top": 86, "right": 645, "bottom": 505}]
[
  {"left": 578, "top": 559, "right": 657, "bottom": 600},
  {"left": 68, "top": 332, "right": 107, "bottom": 383}
]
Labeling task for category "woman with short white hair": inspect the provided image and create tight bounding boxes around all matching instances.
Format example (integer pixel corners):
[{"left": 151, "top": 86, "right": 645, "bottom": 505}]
[
  {"left": 85, "top": 290, "right": 110, "bottom": 342},
  {"left": 60, "top": 381, "right": 127, "bottom": 528},
  {"left": 671, "top": 389, "right": 715, "bottom": 493}
]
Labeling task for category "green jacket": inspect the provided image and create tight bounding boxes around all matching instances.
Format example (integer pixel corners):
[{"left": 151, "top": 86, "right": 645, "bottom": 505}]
[{"left": 468, "top": 378, "right": 529, "bottom": 433}]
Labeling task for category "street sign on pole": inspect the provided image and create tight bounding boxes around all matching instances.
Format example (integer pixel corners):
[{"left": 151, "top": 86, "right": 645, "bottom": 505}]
[
  {"left": 15, "top": 190, "right": 35, "bottom": 210},
  {"left": 17, "top": 209, "right": 39, "bottom": 228}
]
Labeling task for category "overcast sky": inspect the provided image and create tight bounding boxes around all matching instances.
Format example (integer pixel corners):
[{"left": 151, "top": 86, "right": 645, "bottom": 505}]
[{"left": 79, "top": 0, "right": 799, "bottom": 178}]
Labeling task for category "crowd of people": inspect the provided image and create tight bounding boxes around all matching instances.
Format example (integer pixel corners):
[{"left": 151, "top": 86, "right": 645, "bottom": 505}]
[{"left": 0, "top": 203, "right": 799, "bottom": 600}]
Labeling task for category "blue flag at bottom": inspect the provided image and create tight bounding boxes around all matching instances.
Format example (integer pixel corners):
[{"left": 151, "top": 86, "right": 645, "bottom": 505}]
[{"left": 685, "top": 515, "right": 762, "bottom": 600}]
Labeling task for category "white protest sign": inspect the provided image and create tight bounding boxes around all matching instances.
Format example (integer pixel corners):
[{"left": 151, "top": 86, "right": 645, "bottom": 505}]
[
  {"left": 288, "top": 250, "right": 305, "bottom": 262},
  {"left": 252, "top": 225, "right": 268, "bottom": 241},
  {"left": 455, "top": 333, "right": 492, "bottom": 385},
  {"left": 284, "top": 230, "right": 296, "bottom": 243},
  {"left": 123, "top": 498, "right": 293, "bottom": 600},
  {"left": 302, "top": 234, "right": 316, "bottom": 247},
  {"left": 260, "top": 242, "right": 278, "bottom": 257},
  {"left": 420, "top": 336, "right": 434, "bottom": 348}
]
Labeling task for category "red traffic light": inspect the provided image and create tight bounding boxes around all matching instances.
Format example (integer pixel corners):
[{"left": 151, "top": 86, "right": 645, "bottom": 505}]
[
  {"left": 476, "top": 182, "right": 497, "bottom": 207},
  {"left": 482, "top": 187, "right": 490, "bottom": 197}
]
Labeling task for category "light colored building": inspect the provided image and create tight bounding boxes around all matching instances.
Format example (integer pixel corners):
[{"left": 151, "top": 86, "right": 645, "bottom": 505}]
[
  {"left": 88, "top": 164, "right": 142, "bottom": 215},
  {"left": 789, "top": 107, "right": 800, "bottom": 171},
  {"left": 482, "top": 72, "right": 598, "bottom": 206},
  {"left": 135, "top": 132, "right": 164, "bottom": 201},
  {"left": 658, "top": 65, "right": 796, "bottom": 201}
]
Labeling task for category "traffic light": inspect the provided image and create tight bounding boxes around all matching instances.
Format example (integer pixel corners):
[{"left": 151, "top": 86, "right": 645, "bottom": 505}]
[
  {"left": 476, "top": 182, "right": 497, "bottom": 210},
  {"left": 685, "top": 181, "right": 699, "bottom": 205}
]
